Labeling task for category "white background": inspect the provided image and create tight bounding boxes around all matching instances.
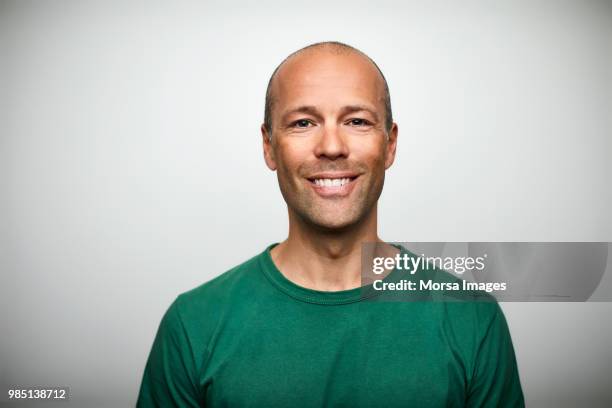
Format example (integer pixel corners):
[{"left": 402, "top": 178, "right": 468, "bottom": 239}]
[{"left": 1, "top": 1, "right": 611, "bottom": 406}]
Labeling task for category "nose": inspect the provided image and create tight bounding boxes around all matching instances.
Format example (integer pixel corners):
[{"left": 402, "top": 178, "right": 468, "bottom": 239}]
[{"left": 313, "top": 123, "right": 349, "bottom": 160}]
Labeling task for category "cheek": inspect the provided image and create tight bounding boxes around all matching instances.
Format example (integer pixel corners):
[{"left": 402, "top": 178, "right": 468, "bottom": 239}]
[
  {"left": 274, "top": 142, "right": 309, "bottom": 179},
  {"left": 278, "top": 135, "right": 318, "bottom": 160},
  {"left": 348, "top": 139, "right": 387, "bottom": 168}
]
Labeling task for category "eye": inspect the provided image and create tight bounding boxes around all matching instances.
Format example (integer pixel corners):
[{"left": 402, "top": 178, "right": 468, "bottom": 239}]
[
  {"left": 347, "top": 118, "right": 371, "bottom": 127},
  {"left": 291, "top": 119, "right": 314, "bottom": 128}
]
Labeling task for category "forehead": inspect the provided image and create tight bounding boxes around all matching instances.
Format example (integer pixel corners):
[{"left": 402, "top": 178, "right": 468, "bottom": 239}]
[{"left": 270, "top": 50, "right": 385, "bottom": 113}]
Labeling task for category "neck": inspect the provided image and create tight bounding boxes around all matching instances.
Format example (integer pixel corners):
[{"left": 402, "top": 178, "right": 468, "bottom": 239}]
[{"left": 271, "top": 204, "right": 397, "bottom": 291}]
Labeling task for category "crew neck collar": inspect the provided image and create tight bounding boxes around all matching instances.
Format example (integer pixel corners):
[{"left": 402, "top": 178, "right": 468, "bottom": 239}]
[{"left": 259, "top": 242, "right": 413, "bottom": 305}]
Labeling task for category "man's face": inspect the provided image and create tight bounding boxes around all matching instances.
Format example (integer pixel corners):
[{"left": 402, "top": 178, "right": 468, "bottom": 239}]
[{"left": 262, "top": 50, "right": 398, "bottom": 231}]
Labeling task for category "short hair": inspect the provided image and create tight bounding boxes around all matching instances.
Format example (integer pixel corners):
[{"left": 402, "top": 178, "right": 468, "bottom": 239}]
[{"left": 263, "top": 41, "right": 393, "bottom": 137}]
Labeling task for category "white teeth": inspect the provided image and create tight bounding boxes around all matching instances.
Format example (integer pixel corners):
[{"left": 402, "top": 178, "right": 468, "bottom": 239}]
[{"left": 313, "top": 178, "right": 351, "bottom": 187}]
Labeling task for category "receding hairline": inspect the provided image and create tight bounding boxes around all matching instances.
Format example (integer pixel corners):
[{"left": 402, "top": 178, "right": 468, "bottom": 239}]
[{"left": 264, "top": 41, "right": 393, "bottom": 135}]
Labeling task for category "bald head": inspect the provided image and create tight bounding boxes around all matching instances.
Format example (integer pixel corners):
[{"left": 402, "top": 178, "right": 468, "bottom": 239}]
[{"left": 263, "top": 41, "right": 393, "bottom": 137}]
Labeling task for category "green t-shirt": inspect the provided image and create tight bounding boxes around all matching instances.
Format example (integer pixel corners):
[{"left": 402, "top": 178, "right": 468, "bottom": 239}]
[{"left": 137, "top": 243, "right": 524, "bottom": 407}]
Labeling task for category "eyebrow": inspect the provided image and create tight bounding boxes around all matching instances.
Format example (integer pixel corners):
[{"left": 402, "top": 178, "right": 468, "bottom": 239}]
[
  {"left": 339, "top": 105, "right": 379, "bottom": 121},
  {"left": 280, "top": 105, "right": 322, "bottom": 123},
  {"left": 280, "top": 104, "right": 380, "bottom": 124}
]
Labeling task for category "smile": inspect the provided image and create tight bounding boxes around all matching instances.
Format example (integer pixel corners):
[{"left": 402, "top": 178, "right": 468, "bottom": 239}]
[
  {"left": 306, "top": 174, "right": 360, "bottom": 197},
  {"left": 312, "top": 177, "right": 354, "bottom": 187}
]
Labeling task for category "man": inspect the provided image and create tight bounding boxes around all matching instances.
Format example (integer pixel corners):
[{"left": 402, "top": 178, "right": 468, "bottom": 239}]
[{"left": 137, "top": 41, "right": 525, "bottom": 407}]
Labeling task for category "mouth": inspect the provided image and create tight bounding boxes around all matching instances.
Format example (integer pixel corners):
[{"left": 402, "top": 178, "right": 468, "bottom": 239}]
[{"left": 305, "top": 173, "right": 361, "bottom": 197}]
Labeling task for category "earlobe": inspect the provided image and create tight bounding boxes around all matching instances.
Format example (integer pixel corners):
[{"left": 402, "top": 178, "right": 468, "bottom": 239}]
[{"left": 261, "top": 125, "right": 277, "bottom": 171}]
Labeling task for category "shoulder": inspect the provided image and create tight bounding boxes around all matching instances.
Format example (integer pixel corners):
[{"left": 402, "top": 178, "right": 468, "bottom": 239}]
[
  {"left": 173, "top": 250, "right": 268, "bottom": 318},
  {"left": 153, "top": 250, "right": 271, "bottom": 358},
  {"left": 400, "top": 256, "right": 507, "bottom": 343},
  {"left": 424, "top": 266, "right": 504, "bottom": 329},
  {"left": 139, "top": 252, "right": 267, "bottom": 407}
]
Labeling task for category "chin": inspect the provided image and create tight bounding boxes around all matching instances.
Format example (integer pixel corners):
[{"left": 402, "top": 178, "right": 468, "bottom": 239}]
[{"left": 304, "top": 210, "right": 364, "bottom": 232}]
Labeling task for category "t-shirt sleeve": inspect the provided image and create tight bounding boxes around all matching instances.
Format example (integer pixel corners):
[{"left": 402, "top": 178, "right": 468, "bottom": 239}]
[
  {"left": 137, "top": 297, "right": 204, "bottom": 407},
  {"left": 466, "top": 303, "right": 525, "bottom": 408}
]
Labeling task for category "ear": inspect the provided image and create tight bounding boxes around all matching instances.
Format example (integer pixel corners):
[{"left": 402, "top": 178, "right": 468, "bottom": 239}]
[
  {"left": 384, "top": 123, "right": 398, "bottom": 169},
  {"left": 261, "top": 124, "right": 277, "bottom": 171}
]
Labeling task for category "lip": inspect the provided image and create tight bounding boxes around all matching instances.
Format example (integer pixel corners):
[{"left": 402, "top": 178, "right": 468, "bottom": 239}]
[
  {"left": 307, "top": 171, "right": 360, "bottom": 180},
  {"left": 305, "top": 173, "right": 361, "bottom": 198}
]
